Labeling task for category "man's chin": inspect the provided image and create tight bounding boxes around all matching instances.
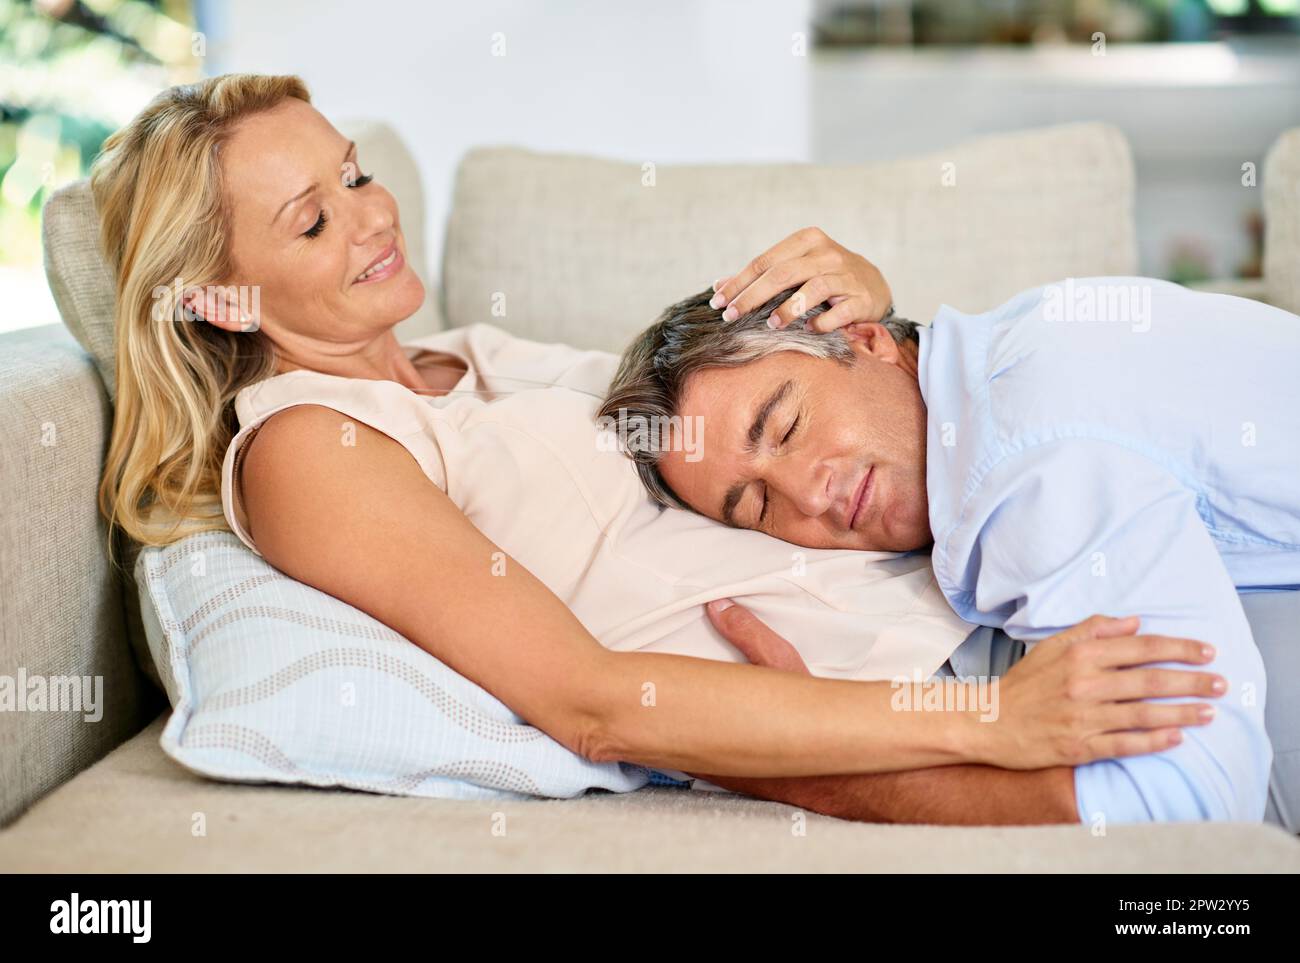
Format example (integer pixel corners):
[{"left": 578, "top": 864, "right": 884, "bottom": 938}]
[
  {"left": 851, "top": 525, "right": 935, "bottom": 554},
  {"left": 776, "top": 529, "right": 933, "bottom": 554}
]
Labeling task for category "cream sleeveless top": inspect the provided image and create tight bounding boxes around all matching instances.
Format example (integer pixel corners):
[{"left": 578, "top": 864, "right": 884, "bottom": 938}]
[{"left": 220, "top": 323, "right": 973, "bottom": 681}]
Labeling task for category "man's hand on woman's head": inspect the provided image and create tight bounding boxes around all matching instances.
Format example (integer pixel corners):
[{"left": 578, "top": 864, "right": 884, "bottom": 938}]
[{"left": 710, "top": 226, "right": 893, "bottom": 333}]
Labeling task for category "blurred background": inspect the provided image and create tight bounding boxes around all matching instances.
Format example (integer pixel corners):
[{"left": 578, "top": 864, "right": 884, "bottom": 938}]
[{"left": 3, "top": 0, "right": 1298, "bottom": 333}]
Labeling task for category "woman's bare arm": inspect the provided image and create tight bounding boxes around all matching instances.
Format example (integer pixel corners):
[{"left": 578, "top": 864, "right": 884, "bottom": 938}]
[
  {"left": 238, "top": 405, "right": 1222, "bottom": 779},
  {"left": 236, "top": 404, "right": 996, "bottom": 776}
]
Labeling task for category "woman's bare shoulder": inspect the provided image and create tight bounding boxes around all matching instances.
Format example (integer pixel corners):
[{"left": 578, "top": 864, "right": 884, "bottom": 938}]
[{"left": 238, "top": 403, "right": 432, "bottom": 560}]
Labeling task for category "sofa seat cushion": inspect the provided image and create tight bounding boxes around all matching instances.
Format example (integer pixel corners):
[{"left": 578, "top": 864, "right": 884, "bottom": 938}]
[{"left": 1, "top": 714, "right": 1297, "bottom": 873}]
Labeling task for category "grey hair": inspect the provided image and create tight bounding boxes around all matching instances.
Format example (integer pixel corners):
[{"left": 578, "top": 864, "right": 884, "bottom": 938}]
[{"left": 598, "top": 287, "right": 919, "bottom": 508}]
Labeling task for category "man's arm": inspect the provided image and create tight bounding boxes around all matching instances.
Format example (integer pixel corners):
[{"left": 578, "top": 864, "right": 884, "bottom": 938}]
[
  {"left": 956, "top": 439, "right": 1271, "bottom": 823},
  {"left": 687, "top": 600, "right": 1081, "bottom": 824},
  {"left": 691, "top": 765, "right": 1078, "bottom": 826}
]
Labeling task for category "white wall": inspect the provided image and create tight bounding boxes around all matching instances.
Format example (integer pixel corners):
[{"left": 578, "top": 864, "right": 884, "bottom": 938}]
[
  {"left": 810, "top": 44, "right": 1300, "bottom": 280},
  {"left": 202, "top": 0, "right": 814, "bottom": 290}
]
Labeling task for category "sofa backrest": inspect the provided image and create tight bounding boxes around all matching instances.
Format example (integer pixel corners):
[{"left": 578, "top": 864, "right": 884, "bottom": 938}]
[
  {"left": 41, "top": 120, "right": 440, "bottom": 404},
  {"left": 1264, "top": 128, "right": 1300, "bottom": 316},
  {"left": 442, "top": 122, "right": 1139, "bottom": 353}
]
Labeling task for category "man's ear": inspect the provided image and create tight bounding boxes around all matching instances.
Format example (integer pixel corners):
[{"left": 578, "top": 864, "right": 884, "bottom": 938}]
[
  {"left": 181, "top": 284, "right": 257, "bottom": 333},
  {"left": 844, "top": 322, "right": 902, "bottom": 364}
]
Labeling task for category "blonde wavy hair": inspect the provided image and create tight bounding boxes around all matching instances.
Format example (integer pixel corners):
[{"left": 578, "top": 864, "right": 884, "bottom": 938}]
[{"left": 92, "top": 74, "right": 310, "bottom": 569}]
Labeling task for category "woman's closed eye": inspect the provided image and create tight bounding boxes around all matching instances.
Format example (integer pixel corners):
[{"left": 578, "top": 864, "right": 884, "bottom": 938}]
[
  {"left": 303, "top": 210, "right": 328, "bottom": 238},
  {"left": 300, "top": 171, "right": 374, "bottom": 239}
]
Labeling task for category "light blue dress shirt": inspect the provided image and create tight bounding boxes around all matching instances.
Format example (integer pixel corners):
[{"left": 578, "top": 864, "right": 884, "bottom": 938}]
[{"left": 917, "top": 277, "right": 1300, "bottom": 823}]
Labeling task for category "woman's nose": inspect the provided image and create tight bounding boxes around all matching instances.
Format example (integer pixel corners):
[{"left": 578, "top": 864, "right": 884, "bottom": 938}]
[{"left": 352, "top": 194, "right": 394, "bottom": 241}]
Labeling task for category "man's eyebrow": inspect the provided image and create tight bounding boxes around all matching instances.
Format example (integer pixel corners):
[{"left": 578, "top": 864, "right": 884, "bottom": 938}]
[
  {"left": 719, "top": 379, "right": 794, "bottom": 526},
  {"left": 746, "top": 379, "right": 793, "bottom": 452},
  {"left": 271, "top": 141, "right": 357, "bottom": 226}
]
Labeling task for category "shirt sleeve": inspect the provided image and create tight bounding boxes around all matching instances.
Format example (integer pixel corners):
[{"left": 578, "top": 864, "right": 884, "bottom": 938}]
[{"left": 941, "top": 438, "right": 1272, "bottom": 823}]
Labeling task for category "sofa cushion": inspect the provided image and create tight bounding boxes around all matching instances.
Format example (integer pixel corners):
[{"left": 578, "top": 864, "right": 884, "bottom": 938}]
[
  {"left": 1, "top": 712, "right": 1297, "bottom": 872},
  {"left": 39, "top": 120, "right": 441, "bottom": 405},
  {"left": 0, "top": 325, "right": 166, "bottom": 828},
  {"left": 442, "top": 122, "right": 1138, "bottom": 354},
  {"left": 1264, "top": 127, "right": 1300, "bottom": 316},
  {"left": 135, "top": 531, "right": 649, "bottom": 801}
]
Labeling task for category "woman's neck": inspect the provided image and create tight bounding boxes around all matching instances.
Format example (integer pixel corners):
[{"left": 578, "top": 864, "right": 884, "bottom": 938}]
[{"left": 271, "top": 329, "right": 463, "bottom": 393}]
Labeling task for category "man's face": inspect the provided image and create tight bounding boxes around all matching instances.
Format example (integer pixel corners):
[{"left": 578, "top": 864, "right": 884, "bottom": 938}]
[{"left": 657, "top": 331, "right": 932, "bottom": 552}]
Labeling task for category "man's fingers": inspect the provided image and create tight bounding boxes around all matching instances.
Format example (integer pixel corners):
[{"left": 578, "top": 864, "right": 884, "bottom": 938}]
[{"left": 705, "top": 598, "right": 811, "bottom": 675}]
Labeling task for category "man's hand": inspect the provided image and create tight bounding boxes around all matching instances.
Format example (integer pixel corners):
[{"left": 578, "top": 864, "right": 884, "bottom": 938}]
[
  {"left": 710, "top": 226, "right": 893, "bottom": 332},
  {"left": 704, "top": 598, "right": 811, "bottom": 675}
]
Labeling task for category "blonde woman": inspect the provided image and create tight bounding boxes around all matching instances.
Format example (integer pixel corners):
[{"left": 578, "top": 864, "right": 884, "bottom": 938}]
[{"left": 91, "top": 74, "right": 1224, "bottom": 825}]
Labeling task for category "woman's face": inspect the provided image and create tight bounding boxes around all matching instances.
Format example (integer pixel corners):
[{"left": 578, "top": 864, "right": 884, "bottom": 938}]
[{"left": 214, "top": 98, "right": 424, "bottom": 346}]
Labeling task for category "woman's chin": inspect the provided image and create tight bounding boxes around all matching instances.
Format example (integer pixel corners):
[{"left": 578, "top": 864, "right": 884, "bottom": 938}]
[{"left": 368, "top": 268, "right": 425, "bottom": 322}]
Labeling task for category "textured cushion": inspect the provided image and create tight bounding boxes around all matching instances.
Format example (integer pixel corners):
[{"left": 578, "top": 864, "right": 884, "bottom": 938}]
[
  {"left": 40, "top": 120, "right": 442, "bottom": 405},
  {"left": 0, "top": 325, "right": 164, "bottom": 827},
  {"left": 442, "top": 122, "right": 1138, "bottom": 353},
  {"left": 135, "top": 531, "right": 649, "bottom": 800},
  {"left": 1264, "top": 127, "right": 1300, "bottom": 315}
]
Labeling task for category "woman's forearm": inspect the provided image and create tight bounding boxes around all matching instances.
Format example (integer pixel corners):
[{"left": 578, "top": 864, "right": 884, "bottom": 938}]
[
  {"left": 242, "top": 427, "right": 984, "bottom": 782},
  {"left": 582, "top": 649, "right": 985, "bottom": 776}
]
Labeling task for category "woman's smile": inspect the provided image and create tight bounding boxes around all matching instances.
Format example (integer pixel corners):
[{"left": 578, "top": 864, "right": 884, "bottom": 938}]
[{"left": 353, "top": 242, "right": 403, "bottom": 285}]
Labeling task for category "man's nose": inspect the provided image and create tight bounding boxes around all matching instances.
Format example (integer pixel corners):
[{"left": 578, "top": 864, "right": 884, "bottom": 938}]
[{"left": 769, "top": 455, "right": 832, "bottom": 519}]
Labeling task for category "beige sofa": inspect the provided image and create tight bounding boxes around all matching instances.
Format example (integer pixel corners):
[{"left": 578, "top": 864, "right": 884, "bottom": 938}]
[{"left": 2, "top": 121, "right": 1298, "bottom": 872}]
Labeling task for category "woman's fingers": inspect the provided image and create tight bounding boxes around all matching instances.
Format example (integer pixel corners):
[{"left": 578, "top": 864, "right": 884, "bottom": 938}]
[
  {"left": 1100, "top": 700, "right": 1217, "bottom": 735},
  {"left": 717, "top": 255, "right": 828, "bottom": 322},
  {"left": 803, "top": 294, "right": 876, "bottom": 333},
  {"left": 1079, "top": 613, "right": 1141, "bottom": 639},
  {"left": 1087, "top": 633, "right": 1217, "bottom": 669},
  {"left": 705, "top": 598, "right": 811, "bottom": 675},
  {"left": 1087, "top": 728, "right": 1185, "bottom": 761},
  {"left": 710, "top": 229, "right": 823, "bottom": 313},
  {"left": 710, "top": 227, "right": 894, "bottom": 332},
  {"left": 1090, "top": 666, "right": 1226, "bottom": 702},
  {"left": 763, "top": 274, "right": 833, "bottom": 328}
]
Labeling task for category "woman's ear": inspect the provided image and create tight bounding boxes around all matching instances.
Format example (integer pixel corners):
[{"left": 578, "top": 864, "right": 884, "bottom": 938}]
[{"left": 181, "top": 284, "right": 257, "bottom": 333}]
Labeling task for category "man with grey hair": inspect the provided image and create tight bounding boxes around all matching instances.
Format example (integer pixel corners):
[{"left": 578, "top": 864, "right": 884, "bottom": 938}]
[
  {"left": 600, "top": 235, "right": 1300, "bottom": 829},
  {"left": 604, "top": 287, "right": 920, "bottom": 528}
]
